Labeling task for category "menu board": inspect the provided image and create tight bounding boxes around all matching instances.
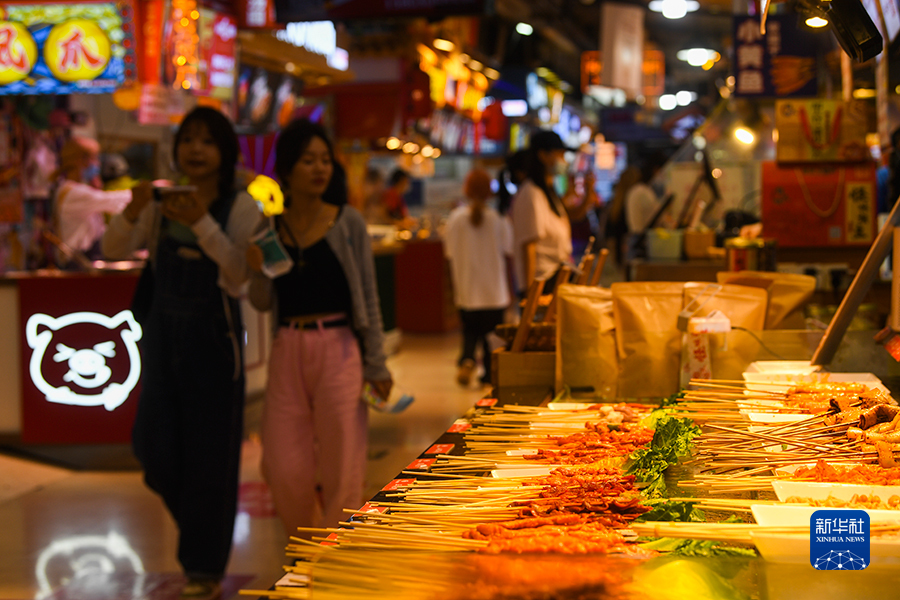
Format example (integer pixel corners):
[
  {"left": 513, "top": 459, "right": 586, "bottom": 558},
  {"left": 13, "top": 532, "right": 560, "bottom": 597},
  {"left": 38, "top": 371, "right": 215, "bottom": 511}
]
[{"left": 0, "top": 1, "right": 137, "bottom": 95}]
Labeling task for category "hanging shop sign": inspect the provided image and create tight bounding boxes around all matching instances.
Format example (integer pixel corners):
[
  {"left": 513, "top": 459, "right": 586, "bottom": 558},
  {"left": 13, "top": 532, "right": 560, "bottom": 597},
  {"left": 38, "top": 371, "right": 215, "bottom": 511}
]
[
  {"left": 0, "top": 1, "right": 136, "bottom": 95},
  {"left": 581, "top": 49, "right": 665, "bottom": 99},
  {"left": 275, "top": 21, "right": 348, "bottom": 71},
  {"left": 19, "top": 275, "right": 142, "bottom": 444},
  {"left": 200, "top": 11, "right": 237, "bottom": 99},
  {"left": 600, "top": 3, "right": 644, "bottom": 100},
  {"left": 761, "top": 162, "right": 875, "bottom": 247},
  {"left": 240, "top": 0, "right": 277, "bottom": 28},
  {"left": 162, "top": 0, "right": 201, "bottom": 91},
  {"left": 733, "top": 15, "right": 818, "bottom": 98},
  {"left": 775, "top": 99, "right": 870, "bottom": 163},
  {"left": 139, "top": 0, "right": 164, "bottom": 84}
]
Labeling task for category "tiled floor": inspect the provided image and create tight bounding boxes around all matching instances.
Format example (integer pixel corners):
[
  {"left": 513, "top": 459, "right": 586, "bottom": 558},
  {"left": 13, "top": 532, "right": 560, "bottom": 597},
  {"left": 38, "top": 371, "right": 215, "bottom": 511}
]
[{"left": 0, "top": 331, "right": 487, "bottom": 600}]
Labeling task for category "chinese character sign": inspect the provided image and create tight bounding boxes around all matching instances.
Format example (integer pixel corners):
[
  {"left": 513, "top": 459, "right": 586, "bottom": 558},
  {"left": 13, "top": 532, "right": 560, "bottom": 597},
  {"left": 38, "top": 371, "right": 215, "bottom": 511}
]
[
  {"left": 0, "top": 2, "right": 136, "bottom": 95},
  {"left": 810, "top": 510, "right": 870, "bottom": 570},
  {"left": 733, "top": 15, "right": 817, "bottom": 97}
]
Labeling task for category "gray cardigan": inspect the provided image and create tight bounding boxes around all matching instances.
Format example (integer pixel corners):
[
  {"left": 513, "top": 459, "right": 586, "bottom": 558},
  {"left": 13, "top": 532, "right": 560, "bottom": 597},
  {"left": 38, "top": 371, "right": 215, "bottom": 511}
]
[{"left": 248, "top": 205, "right": 391, "bottom": 382}]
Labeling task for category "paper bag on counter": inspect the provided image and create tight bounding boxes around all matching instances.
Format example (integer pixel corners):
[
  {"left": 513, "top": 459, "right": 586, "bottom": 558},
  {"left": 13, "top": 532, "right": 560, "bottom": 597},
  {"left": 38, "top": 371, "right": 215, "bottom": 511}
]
[
  {"left": 556, "top": 284, "right": 617, "bottom": 399},
  {"left": 683, "top": 282, "right": 768, "bottom": 330},
  {"left": 612, "top": 282, "right": 683, "bottom": 399},
  {"left": 716, "top": 271, "right": 816, "bottom": 329}
]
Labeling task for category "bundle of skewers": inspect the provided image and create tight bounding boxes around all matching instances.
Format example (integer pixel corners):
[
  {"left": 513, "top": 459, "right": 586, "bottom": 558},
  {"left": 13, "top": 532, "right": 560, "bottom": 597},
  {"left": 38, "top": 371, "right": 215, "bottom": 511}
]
[{"left": 674, "top": 378, "right": 900, "bottom": 493}]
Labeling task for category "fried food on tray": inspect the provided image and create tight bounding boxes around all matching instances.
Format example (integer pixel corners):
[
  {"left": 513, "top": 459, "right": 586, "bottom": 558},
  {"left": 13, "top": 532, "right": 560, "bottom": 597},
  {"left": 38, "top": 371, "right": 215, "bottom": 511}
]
[
  {"left": 788, "top": 459, "right": 900, "bottom": 486},
  {"left": 462, "top": 513, "right": 632, "bottom": 554},
  {"left": 523, "top": 423, "right": 654, "bottom": 465},
  {"left": 786, "top": 493, "right": 900, "bottom": 510}
]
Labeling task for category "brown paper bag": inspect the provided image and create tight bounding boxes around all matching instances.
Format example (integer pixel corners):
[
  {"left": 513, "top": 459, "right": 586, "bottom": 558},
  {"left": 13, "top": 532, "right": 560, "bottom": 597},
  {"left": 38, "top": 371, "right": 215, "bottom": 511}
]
[
  {"left": 716, "top": 271, "right": 816, "bottom": 329},
  {"left": 683, "top": 282, "right": 768, "bottom": 330},
  {"left": 612, "top": 282, "right": 684, "bottom": 399},
  {"left": 555, "top": 284, "right": 617, "bottom": 399}
]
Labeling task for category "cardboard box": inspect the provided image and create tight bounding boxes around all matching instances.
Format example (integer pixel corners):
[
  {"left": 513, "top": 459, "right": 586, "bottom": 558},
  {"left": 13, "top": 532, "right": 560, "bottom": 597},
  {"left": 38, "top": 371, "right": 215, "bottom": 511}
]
[
  {"left": 491, "top": 349, "right": 556, "bottom": 389},
  {"left": 684, "top": 230, "right": 716, "bottom": 259}
]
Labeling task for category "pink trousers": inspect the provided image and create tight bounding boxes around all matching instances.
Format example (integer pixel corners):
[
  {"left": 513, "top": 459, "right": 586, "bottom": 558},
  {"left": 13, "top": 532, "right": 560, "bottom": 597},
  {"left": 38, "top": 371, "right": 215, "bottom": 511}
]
[{"left": 260, "top": 324, "right": 367, "bottom": 537}]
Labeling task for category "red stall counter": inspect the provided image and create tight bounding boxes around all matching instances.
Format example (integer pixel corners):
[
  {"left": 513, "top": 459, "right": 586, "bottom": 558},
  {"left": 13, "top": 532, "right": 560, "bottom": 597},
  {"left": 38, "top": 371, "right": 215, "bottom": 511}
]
[{"left": 394, "top": 239, "right": 459, "bottom": 334}]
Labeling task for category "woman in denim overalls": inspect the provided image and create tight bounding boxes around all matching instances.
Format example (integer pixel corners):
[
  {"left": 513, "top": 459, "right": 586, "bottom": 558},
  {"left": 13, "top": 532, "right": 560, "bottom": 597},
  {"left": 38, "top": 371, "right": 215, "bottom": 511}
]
[{"left": 103, "top": 108, "right": 259, "bottom": 600}]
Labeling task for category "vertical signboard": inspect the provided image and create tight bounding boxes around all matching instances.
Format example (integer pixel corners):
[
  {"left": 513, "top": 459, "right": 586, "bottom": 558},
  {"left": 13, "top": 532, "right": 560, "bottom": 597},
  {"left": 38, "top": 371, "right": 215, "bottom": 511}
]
[
  {"left": 600, "top": 3, "right": 644, "bottom": 99},
  {"left": 19, "top": 275, "right": 142, "bottom": 444},
  {"left": 733, "top": 15, "right": 818, "bottom": 97}
]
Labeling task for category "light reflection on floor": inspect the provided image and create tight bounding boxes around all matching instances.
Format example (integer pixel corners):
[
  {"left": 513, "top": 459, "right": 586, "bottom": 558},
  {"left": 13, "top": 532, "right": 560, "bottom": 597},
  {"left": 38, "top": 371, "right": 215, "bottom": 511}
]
[{"left": 0, "top": 332, "right": 485, "bottom": 600}]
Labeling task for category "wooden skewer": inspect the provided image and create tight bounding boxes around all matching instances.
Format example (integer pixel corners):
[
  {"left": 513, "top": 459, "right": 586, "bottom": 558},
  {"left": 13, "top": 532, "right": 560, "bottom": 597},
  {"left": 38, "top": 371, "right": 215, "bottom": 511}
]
[
  {"left": 542, "top": 265, "right": 571, "bottom": 323},
  {"left": 589, "top": 248, "right": 608, "bottom": 286},
  {"left": 511, "top": 278, "right": 545, "bottom": 352}
]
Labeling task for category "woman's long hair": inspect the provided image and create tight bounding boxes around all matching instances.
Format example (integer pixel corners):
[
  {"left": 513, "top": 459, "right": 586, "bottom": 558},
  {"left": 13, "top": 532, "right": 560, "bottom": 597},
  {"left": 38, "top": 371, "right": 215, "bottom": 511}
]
[
  {"left": 464, "top": 168, "right": 493, "bottom": 227},
  {"left": 523, "top": 148, "right": 561, "bottom": 216},
  {"left": 497, "top": 150, "right": 528, "bottom": 215},
  {"left": 173, "top": 107, "right": 239, "bottom": 199}
]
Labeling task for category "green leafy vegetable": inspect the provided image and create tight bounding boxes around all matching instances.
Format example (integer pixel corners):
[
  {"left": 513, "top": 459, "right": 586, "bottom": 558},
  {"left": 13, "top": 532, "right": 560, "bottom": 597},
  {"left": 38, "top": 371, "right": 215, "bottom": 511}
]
[
  {"left": 626, "top": 414, "right": 701, "bottom": 497},
  {"left": 638, "top": 538, "right": 757, "bottom": 558},
  {"left": 635, "top": 500, "right": 705, "bottom": 523}
]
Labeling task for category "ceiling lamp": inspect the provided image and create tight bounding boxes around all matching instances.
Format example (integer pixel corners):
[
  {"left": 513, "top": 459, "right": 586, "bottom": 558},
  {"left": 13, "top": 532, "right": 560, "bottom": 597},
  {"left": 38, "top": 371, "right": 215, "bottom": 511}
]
[
  {"left": 484, "top": 67, "right": 500, "bottom": 79},
  {"left": 806, "top": 16, "right": 829, "bottom": 28},
  {"left": 659, "top": 94, "right": 677, "bottom": 110},
  {"left": 516, "top": 22, "right": 534, "bottom": 36},
  {"left": 433, "top": 38, "right": 455, "bottom": 51},
  {"left": 676, "top": 48, "right": 720, "bottom": 67},
  {"left": 648, "top": 0, "right": 699, "bottom": 19},
  {"left": 734, "top": 127, "right": 755, "bottom": 145}
]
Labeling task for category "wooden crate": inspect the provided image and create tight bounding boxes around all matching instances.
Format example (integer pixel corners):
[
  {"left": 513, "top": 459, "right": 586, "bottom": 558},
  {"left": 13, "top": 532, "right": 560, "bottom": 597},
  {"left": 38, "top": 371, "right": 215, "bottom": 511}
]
[{"left": 491, "top": 348, "right": 556, "bottom": 389}]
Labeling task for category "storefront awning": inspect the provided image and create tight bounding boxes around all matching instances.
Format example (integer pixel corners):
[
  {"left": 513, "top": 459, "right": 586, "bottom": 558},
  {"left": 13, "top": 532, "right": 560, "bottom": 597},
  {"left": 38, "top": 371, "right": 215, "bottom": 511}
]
[{"left": 238, "top": 30, "right": 354, "bottom": 88}]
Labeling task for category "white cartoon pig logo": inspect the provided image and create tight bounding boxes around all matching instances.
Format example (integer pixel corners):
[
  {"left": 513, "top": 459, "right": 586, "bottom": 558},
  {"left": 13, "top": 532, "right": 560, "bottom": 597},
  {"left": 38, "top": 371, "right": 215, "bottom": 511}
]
[{"left": 26, "top": 310, "right": 143, "bottom": 411}]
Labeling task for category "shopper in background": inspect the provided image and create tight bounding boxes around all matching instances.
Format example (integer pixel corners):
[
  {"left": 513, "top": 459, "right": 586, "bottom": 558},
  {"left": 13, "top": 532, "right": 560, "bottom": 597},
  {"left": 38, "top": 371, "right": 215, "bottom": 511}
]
[
  {"left": 382, "top": 167, "right": 417, "bottom": 228},
  {"left": 496, "top": 149, "right": 528, "bottom": 216},
  {"left": 606, "top": 166, "right": 641, "bottom": 267},
  {"left": 53, "top": 137, "right": 139, "bottom": 261},
  {"left": 362, "top": 167, "right": 389, "bottom": 224},
  {"left": 625, "top": 154, "right": 670, "bottom": 259},
  {"left": 247, "top": 119, "right": 392, "bottom": 538},
  {"left": 444, "top": 168, "right": 514, "bottom": 387},
  {"left": 509, "top": 130, "right": 574, "bottom": 295},
  {"left": 102, "top": 107, "right": 257, "bottom": 600}
]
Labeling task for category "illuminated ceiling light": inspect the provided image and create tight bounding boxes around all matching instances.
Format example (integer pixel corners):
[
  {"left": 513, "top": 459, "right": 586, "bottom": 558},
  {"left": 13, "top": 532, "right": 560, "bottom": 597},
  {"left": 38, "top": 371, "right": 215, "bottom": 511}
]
[
  {"left": 421, "top": 145, "right": 434, "bottom": 158},
  {"left": 484, "top": 67, "right": 500, "bottom": 79},
  {"left": 402, "top": 142, "right": 419, "bottom": 153},
  {"left": 181, "top": 80, "right": 191, "bottom": 90},
  {"left": 285, "top": 62, "right": 296, "bottom": 73},
  {"left": 735, "top": 127, "right": 755, "bottom": 145},
  {"left": 675, "top": 90, "right": 694, "bottom": 105},
  {"left": 176, "top": 55, "right": 186, "bottom": 66},
  {"left": 677, "top": 48, "right": 718, "bottom": 67},
  {"left": 726, "top": 75, "right": 735, "bottom": 87},
  {"left": 853, "top": 88, "right": 876, "bottom": 99},
  {"left": 432, "top": 148, "right": 442, "bottom": 158},
  {"left": 693, "top": 135, "right": 707, "bottom": 149},
  {"left": 806, "top": 16, "right": 829, "bottom": 28},
  {"left": 469, "top": 59, "right": 483, "bottom": 71},
  {"left": 386, "top": 137, "right": 401, "bottom": 150},
  {"left": 458, "top": 53, "right": 470, "bottom": 64},
  {"left": 648, "top": 0, "right": 700, "bottom": 19},
  {"left": 433, "top": 38, "right": 455, "bottom": 51},
  {"left": 190, "top": 10, "right": 199, "bottom": 19},
  {"left": 516, "top": 22, "right": 534, "bottom": 36},
  {"left": 711, "top": 168, "right": 723, "bottom": 179},
  {"left": 658, "top": 94, "right": 677, "bottom": 110},
  {"left": 180, "top": 17, "right": 189, "bottom": 26}
]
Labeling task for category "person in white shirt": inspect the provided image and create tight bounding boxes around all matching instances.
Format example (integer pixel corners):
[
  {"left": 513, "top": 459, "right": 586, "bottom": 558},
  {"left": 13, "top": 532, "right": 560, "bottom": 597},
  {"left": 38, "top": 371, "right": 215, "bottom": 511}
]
[
  {"left": 444, "top": 168, "right": 514, "bottom": 386},
  {"left": 509, "top": 130, "right": 577, "bottom": 294},
  {"left": 624, "top": 154, "right": 671, "bottom": 259},
  {"left": 53, "top": 137, "right": 135, "bottom": 261}
]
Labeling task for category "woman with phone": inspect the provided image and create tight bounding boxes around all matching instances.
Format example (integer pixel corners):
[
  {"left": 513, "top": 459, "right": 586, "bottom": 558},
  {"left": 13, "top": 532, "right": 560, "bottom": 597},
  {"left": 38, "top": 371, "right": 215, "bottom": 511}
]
[
  {"left": 102, "top": 107, "right": 259, "bottom": 600},
  {"left": 247, "top": 118, "right": 392, "bottom": 538}
]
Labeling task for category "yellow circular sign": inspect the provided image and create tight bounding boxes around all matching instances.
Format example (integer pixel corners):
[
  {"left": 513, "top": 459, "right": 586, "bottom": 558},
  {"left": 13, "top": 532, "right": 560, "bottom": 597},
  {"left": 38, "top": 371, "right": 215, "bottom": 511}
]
[
  {"left": 0, "top": 21, "right": 37, "bottom": 84},
  {"left": 44, "top": 19, "right": 110, "bottom": 82}
]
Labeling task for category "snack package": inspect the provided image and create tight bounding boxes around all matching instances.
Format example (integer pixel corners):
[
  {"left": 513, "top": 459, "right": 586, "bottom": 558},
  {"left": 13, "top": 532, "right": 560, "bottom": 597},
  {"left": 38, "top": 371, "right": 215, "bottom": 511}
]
[
  {"left": 555, "top": 284, "right": 617, "bottom": 399},
  {"left": 612, "top": 282, "right": 684, "bottom": 399},
  {"left": 716, "top": 271, "right": 816, "bottom": 329},
  {"left": 251, "top": 227, "right": 294, "bottom": 279}
]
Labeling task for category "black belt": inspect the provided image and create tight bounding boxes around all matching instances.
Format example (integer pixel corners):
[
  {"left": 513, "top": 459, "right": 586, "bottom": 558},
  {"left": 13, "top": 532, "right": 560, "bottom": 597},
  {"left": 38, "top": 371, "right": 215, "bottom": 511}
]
[{"left": 280, "top": 317, "right": 350, "bottom": 330}]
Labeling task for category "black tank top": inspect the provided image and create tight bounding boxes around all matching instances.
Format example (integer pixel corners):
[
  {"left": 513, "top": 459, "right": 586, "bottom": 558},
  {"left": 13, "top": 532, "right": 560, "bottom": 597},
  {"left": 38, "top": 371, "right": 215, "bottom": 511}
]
[{"left": 273, "top": 236, "right": 353, "bottom": 318}]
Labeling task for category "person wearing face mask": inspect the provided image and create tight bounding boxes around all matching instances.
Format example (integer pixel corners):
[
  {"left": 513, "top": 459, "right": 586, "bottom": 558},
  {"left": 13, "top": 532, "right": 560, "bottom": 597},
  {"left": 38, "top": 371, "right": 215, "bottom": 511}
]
[
  {"left": 53, "top": 137, "right": 147, "bottom": 263},
  {"left": 510, "top": 130, "right": 590, "bottom": 294}
]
